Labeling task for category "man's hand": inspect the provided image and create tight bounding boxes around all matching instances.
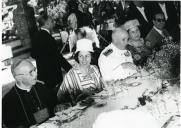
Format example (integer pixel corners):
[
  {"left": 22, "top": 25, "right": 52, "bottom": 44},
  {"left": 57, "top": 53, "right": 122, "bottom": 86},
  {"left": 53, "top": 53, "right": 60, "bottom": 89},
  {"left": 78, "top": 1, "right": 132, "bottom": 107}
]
[{"left": 121, "top": 62, "right": 137, "bottom": 70}]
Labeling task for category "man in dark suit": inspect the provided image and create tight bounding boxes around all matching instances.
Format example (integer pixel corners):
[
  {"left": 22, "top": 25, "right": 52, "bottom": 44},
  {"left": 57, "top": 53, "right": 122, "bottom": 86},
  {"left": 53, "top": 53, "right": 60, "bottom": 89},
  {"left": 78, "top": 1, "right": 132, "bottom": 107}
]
[
  {"left": 149, "top": 1, "right": 178, "bottom": 32},
  {"left": 31, "top": 13, "right": 72, "bottom": 89},
  {"left": 127, "top": 1, "right": 153, "bottom": 38},
  {"left": 145, "top": 12, "right": 170, "bottom": 51},
  {"left": 3, "top": 59, "right": 58, "bottom": 128},
  {"left": 115, "top": 0, "right": 130, "bottom": 26},
  {"left": 92, "top": 0, "right": 103, "bottom": 26}
]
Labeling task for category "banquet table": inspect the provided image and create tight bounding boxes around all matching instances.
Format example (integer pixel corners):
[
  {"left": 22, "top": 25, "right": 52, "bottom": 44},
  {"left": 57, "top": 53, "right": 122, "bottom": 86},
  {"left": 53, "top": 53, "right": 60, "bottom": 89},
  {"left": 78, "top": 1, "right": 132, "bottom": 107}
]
[{"left": 38, "top": 72, "right": 180, "bottom": 128}]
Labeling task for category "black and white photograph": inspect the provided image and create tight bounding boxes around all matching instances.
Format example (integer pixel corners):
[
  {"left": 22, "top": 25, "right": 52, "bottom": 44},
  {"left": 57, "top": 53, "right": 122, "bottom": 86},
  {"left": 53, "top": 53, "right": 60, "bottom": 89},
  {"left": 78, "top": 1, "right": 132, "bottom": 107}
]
[{"left": 1, "top": 0, "right": 180, "bottom": 128}]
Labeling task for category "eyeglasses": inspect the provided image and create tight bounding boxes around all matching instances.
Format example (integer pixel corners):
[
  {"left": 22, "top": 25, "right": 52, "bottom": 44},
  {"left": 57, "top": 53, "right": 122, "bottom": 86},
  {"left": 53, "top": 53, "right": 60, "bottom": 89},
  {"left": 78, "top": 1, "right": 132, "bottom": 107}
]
[
  {"left": 15, "top": 67, "right": 37, "bottom": 76},
  {"left": 155, "top": 18, "right": 165, "bottom": 22}
]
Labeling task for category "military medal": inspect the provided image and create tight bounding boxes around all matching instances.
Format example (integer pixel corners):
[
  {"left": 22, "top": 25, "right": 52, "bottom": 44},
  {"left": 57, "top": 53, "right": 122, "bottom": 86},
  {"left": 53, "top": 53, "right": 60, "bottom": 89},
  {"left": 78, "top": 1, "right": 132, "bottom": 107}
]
[
  {"left": 103, "top": 49, "right": 113, "bottom": 56},
  {"left": 124, "top": 51, "right": 130, "bottom": 57}
]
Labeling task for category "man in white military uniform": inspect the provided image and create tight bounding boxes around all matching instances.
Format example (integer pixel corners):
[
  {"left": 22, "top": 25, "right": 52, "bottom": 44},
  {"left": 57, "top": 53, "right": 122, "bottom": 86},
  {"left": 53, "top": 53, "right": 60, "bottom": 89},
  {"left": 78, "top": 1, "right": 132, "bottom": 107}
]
[{"left": 98, "top": 27, "right": 137, "bottom": 81}]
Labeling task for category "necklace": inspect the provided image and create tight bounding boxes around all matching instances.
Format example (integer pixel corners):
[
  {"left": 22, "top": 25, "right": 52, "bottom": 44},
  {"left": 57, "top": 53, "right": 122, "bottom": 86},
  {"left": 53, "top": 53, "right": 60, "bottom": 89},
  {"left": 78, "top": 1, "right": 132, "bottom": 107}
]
[
  {"left": 32, "top": 87, "right": 43, "bottom": 110},
  {"left": 14, "top": 86, "right": 31, "bottom": 124}
]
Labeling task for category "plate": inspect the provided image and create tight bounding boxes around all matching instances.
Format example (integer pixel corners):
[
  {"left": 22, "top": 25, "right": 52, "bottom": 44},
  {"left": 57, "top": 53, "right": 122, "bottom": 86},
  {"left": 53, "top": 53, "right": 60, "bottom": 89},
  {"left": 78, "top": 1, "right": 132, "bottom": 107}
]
[
  {"left": 37, "top": 122, "right": 59, "bottom": 128},
  {"left": 79, "top": 97, "right": 95, "bottom": 106},
  {"left": 94, "top": 99, "right": 107, "bottom": 108},
  {"left": 55, "top": 108, "right": 82, "bottom": 122},
  {"left": 125, "top": 82, "right": 142, "bottom": 87},
  {"left": 94, "top": 91, "right": 108, "bottom": 98}
]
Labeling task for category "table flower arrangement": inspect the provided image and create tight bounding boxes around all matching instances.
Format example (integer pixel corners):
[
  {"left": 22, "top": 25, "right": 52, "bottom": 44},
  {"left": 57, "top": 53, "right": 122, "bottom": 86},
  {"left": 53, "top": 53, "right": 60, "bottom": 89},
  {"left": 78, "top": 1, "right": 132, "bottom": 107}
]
[
  {"left": 47, "top": 0, "right": 67, "bottom": 28},
  {"left": 145, "top": 37, "right": 180, "bottom": 80}
]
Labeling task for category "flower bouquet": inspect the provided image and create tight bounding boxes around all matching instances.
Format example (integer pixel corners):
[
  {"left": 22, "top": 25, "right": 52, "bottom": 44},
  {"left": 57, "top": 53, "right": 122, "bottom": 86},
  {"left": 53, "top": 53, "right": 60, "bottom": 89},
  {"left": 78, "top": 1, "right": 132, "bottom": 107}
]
[
  {"left": 145, "top": 37, "right": 180, "bottom": 80},
  {"left": 47, "top": 0, "right": 67, "bottom": 27}
]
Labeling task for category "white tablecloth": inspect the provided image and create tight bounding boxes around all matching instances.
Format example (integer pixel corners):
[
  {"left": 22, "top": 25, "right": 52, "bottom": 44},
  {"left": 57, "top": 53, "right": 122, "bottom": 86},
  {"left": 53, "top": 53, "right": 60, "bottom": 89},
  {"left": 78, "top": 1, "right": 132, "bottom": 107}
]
[{"left": 38, "top": 75, "right": 180, "bottom": 128}]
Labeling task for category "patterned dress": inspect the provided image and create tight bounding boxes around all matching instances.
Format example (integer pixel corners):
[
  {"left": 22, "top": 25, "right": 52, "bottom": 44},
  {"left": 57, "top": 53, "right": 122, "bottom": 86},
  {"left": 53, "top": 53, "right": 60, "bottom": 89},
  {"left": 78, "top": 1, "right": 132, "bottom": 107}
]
[{"left": 57, "top": 65, "right": 103, "bottom": 102}]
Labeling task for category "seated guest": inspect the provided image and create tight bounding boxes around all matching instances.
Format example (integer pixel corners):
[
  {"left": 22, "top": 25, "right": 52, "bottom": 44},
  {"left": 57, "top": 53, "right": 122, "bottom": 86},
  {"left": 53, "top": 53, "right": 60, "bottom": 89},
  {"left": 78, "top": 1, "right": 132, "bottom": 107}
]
[
  {"left": 150, "top": 1, "right": 178, "bottom": 32},
  {"left": 57, "top": 39, "right": 103, "bottom": 104},
  {"left": 92, "top": 110, "right": 160, "bottom": 128},
  {"left": 145, "top": 11, "right": 171, "bottom": 51},
  {"left": 82, "top": 26, "right": 102, "bottom": 66},
  {"left": 2, "top": 59, "right": 57, "bottom": 128},
  {"left": 124, "top": 19, "right": 151, "bottom": 66},
  {"left": 98, "top": 27, "right": 137, "bottom": 81}
]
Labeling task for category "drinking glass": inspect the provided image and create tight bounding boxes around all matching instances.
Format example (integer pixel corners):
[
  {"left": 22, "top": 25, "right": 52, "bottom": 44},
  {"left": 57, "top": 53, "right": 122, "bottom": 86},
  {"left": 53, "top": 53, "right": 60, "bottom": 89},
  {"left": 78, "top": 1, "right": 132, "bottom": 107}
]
[
  {"left": 173, "top": 93, "right": 180, "bottom": 114},
  {"left": 102, "top": 80, "right": 111, "bottom": 99},
  {"left": 136, "top": 66, "right": 142, "bottom": 78}
]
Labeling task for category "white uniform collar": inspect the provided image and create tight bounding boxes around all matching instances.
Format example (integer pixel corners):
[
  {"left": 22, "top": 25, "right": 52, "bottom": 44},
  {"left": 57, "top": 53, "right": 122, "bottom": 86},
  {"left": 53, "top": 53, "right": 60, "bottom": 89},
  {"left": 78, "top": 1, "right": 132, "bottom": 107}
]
[
  {"left": 16, "top": 83, "right": 32, "bottom": 92},
  {"left": 41, "top": 27, "right": 50, "bottom": 34},
  {"left": 111, "top": 43, "right": 127, "bottom": 53}
]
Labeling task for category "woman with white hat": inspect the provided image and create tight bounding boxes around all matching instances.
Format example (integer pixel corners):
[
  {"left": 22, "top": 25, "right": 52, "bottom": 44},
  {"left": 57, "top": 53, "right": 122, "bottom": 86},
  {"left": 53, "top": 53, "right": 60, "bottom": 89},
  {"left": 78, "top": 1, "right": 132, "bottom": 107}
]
[
  {"left": 124, "top": 19, "right": 151, "bottom": 66},
  {"left": 57, "top": 38, "right": 103, "bottom": 104}
]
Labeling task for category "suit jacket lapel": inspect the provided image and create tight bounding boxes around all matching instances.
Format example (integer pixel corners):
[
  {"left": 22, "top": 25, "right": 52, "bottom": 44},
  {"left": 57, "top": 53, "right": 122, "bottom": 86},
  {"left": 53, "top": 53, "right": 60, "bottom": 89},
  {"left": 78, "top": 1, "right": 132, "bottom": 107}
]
[{"left": 135, "top": 7, "right": 148, "bottom": 23}]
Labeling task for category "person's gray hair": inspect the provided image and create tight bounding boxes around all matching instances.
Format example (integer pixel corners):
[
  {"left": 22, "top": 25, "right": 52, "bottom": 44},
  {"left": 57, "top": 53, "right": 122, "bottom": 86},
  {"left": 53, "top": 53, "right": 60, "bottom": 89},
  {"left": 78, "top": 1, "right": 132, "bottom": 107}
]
[
  {"left": 37, "top": 12, "right": 49, "bottom": 27},
  {"left": 11, "top": 59, "right": 31, "bottom": 77},
  {"left": 111, "top": 27, "right": 127, "bottom": 43}
]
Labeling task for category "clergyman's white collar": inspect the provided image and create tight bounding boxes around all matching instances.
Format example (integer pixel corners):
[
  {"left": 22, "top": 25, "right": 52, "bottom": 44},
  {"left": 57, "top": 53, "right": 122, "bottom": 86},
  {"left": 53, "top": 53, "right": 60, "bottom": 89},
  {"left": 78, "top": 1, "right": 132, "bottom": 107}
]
[
  {"left": 41, "top": 28, "right": 50, "bottom": 34},
  {"left": 16, "top": 83, "right": 32, "bottom": 92}
]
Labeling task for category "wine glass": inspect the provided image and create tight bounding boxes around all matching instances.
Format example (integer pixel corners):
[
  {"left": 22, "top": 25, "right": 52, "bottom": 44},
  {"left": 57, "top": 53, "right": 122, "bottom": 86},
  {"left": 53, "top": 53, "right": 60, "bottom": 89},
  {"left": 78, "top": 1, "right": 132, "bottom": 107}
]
[
  {"left": 160, "top": 98, "right": 168, "bottom": 115},
  {"left": 172, "top": 93, "right": 180, "bottom": 115},
  {"left": 136, "top": 66, "right": 142, "bottom": 78},
  {"left": 152, "top": 98, "right": 161, "bottom": 119},
  {"left": 102, "top": 80, "right": 111, "bottom": 99}
]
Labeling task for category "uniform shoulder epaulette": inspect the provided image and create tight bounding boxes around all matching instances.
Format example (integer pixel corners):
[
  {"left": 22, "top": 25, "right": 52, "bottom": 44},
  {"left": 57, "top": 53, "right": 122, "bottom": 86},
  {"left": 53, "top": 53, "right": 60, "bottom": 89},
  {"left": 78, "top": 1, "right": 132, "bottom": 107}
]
[{"left": 103, "top": 49, "right": 113, "bottom": 56}]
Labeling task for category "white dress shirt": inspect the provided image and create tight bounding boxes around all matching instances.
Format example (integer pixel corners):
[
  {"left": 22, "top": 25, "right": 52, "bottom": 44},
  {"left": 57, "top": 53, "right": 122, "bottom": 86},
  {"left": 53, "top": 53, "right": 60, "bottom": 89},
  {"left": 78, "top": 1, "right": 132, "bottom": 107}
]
[
  {"left": 16, "top": 83, "right": 31, "bottom": 92},
  {"left": 153, "top": 26, "right": 164, "bottom": 37},
  {"left": 159, "top": 3, "right": 168, "bottom": 20},
  {"left": 136, "top": 6, "right": 148, "bottom": 22},
  {"left": 98, "top": 43, "right": 137, "bottom": 81},
  {"left": 121, "top": 0, "right": 125, "bottom": 10}
]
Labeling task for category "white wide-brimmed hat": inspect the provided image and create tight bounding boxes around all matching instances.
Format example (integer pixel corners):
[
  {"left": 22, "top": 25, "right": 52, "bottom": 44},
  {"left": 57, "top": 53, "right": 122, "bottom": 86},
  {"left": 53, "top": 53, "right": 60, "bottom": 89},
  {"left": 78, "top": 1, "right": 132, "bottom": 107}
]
[
  {"left": 75, "top": 38, "right": 94, "bottom": 53},
  {"left": 124, "top": 19, "right": 140, "bottom": 31}
]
